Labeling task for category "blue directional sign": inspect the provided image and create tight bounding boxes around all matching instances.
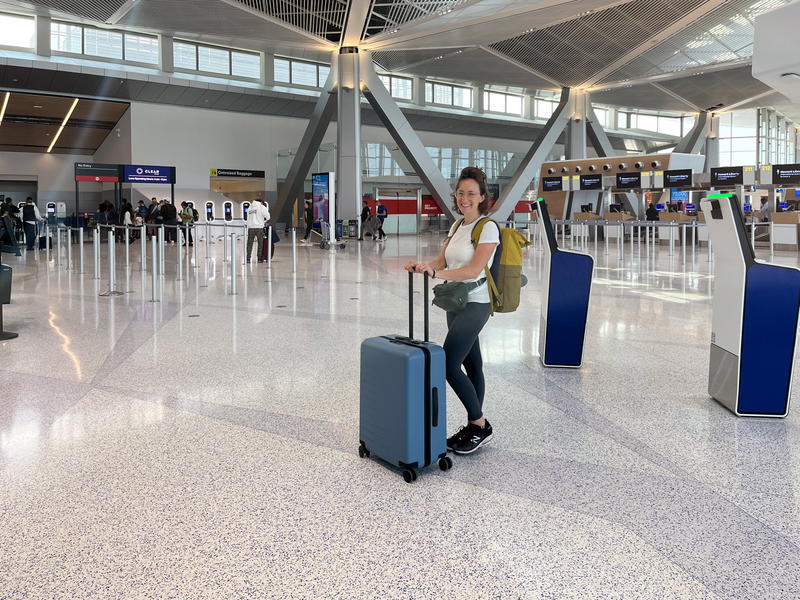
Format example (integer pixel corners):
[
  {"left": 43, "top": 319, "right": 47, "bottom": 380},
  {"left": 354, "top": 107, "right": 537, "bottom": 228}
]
[{"left": 122, "top": 165, "right": 175, "bottom": 184}]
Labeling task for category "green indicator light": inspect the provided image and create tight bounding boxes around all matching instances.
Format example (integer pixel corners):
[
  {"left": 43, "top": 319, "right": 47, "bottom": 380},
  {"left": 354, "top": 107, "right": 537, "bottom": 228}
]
[
  {"left": 536, "top": 197, "right": 544, "bottom": 202},
  {"left": 707, "top": 193, "right": 734, "bottom": 199}
]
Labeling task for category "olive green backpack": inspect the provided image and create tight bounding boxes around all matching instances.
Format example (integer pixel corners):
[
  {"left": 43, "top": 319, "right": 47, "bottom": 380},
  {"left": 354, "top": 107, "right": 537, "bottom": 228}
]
[{"left": 450, "top": 217, "right": 531, "bottom": 314}]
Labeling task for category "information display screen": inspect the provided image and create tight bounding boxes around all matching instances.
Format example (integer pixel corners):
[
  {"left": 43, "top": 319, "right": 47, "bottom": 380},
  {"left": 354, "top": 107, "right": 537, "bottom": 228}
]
[
  {"left": 579, "top": 174, "right": 602, "bottom": 190},
  {"left": 312, "top": 172, "right": 332, "bottom": 222},
  {"left": 542, "top": 176, "right": 562, "bottom": 192},
  {"left": 616, "top": 172, "right": 641, "bottom": 189},
  {"left": 774, "top": 164, "right": 800, "bottom": 185},
  {"left": 663, "top": 169, "right": 692, "bottom": 188},
  {"left": 710, "top": 166, "right": 743, "bottom": 186},
  {"left": 671, "top": 189, "right": 689, "bottom": 202},
  {"left": 123, "top": 165, "right": 175, "bottom": 184},
  {"left": 655, "top": 203, "right": 665, "bottom": 210},
  {"left": 685, "top": 203, "right": 696, "bottom": 210}
]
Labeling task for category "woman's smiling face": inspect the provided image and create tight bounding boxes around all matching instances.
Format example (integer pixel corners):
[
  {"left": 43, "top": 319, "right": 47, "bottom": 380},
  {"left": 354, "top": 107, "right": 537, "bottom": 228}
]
[{"left": 455, "top": 178, "right": 483, "bottom": 217}]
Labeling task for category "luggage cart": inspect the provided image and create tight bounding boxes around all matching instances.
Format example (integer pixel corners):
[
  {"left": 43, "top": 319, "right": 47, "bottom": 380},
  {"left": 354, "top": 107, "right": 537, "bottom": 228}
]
[{"left": 318, "top": 220, "right": 346, "bottom": 250}]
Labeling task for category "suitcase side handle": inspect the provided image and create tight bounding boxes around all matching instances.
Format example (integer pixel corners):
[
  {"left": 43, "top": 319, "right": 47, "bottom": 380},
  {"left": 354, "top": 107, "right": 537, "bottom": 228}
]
[
  {"left": 408, "top": 271, "right": 430, "bottom": 342},
  {"left": 432, "top": 386, "right": 439, "bottom": 428}
]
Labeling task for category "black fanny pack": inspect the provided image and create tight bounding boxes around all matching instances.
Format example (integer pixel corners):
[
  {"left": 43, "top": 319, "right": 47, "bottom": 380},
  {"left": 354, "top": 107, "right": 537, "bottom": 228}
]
[{"left": 432, "top": 278, "right": 486, "bottom": 313}]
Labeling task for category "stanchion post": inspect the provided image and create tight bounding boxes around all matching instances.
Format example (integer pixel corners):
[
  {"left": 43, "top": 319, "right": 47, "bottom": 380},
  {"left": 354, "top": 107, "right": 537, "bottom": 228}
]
[
  {"left": 124, "top": 226, "right": 130, "bottom": 269},
  {"left": 159, "top": 226, "right": 165, "bottom": 276},
  {"left": 55, "top": 227, "right": 62, "bottom": 267},
  {"left": 669, "top": 223, "right": 674, "bottom": 255},
  {"left": 223, "top": 223, "right": 229, "bottom": 262},
  {"left": 751, "top": 222, "right": 755, "bottom": 249},
  {"left": 267, "top": 225, "right": 273, "bottom": 267},
  {"left": 78, "top": 227, "right": 85, "bottom": 274},
  {"left": 177, "top": 229, "right": 184, "bottom": 281},
  {"left": 66, "top": 228, "right": 73, "bottom": 270},
  {"left": 292, "top": 228, "right": 297, "bottom": 273},
  {"left": 93, "top": 227, "right": 100, "bottom": 280},
  {"left": 230, "top": 232, "right": 237, "bottom": 295},
  {"left": 107, "top": 229, "right": 116, "bottom": 292},
  {"left": 150, "top": 236, "right": 159, "bottom": 302},
  {"left": 204, "top": 223, "right": 210, "bottom": 259},
  {"left": 46, "top": 224, "right": 51, "bottom": 259},
  {"left": 619, "top": 222, "right": 624, "bottom": 259},
  {"left": 770, "top": 222, "right": 774, "bottom": 256},
  {"left": 141, "top": 226, "right": 147, "bottom": 272}
]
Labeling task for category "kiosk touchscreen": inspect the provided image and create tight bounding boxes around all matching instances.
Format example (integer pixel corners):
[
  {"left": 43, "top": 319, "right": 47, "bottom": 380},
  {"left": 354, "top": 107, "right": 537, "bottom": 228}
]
[
  {"left": 223, "top": 201, "right": 233, "bottom": 222},
  {"left": 205, "top": 201, "right": 215, "bottom": 222},
  {"left": 534, "top": 198, "right": 594, "bottom": 368},
  {"left": 242, "top": 201, "right": 251, "bottom": 220},
  {"left": 701, "top": 192, "right": 800, "bottom": 417},
  {"left": 46, "top": 203, "right": 56, "bottom": 219}
]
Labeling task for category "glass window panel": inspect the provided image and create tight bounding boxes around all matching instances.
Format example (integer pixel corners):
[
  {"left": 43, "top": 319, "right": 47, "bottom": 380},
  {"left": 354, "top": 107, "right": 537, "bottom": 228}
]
[
  {"left": 718, "top": 112, "right": 732, "bottom": 138},
  {"left": 124, "top": 33, "right": 158, "bottom": 64},
  {"left": 174, "top": 42, "right": 198, "bottom": 70},
  {"left": 84, "top": 28, "right": 123, "bottom": 59},
  {"left": 379, "top": 75, "right": 391, "bottom": 91},
  {"left": 731, "top": 137, "right": 756, "bottom": 152},
  {"left": 453, "top": 86, "right": 471, "bottom": 108},
  {"left": 536, "top": 99, "right": 555, "bottom": 119},
  {"left": 291, "top": 60, "right": 317, "bottom": 86},
  {"left": 617, "top": 111, "right": 628, "bottom": 129},
  {"left": 51, "top": 22, "right": 83, "bottom": 54},
  {"left": 636, "top": 114, "right": 658, "bottom": 132},
  {"left": 0, "top": 13, "right": 35, "bottom": 48},
  {"left": 594, "top": 107, "right": 608, "bottom": 127},
  {"left": 274, "top": 57, "right": 290, "bottom": 82},
  {"left": 718, "top": 150, "right": 731, "bottom": 166},
  {"left": 231, "top": 51, "right": 260, "bottom": 79},
  {"left": 506, "top": 94, "right": 522, "bottom": 115},
  {"left": 393, "top": 77, "right": 412, "bottom": 100},
  {"left": 658, "top": 116, "right": 681, "bottom": 136},
  {"left": 732, "top": 150, "right": 756, "bottom": 165},
  {"left": 198, "top": 45, "right": 230, "bottom": 74},
  {"left": 682, "top": 115, "right": 696, "bottom": 136},
  {"left": 489, "top": 92, "right": 505, "bottom": 113},
  {"left": 433, "top": 83, "right": 452, "bottom": 105},
  {"left": 732, "top": 109, "right": 757, "bottom": 137},
  {"left": 317, "top": 65, "right": 330, "bottom": 86},
  {"left": 425, "top": 82, "right": 432, "bottom": 103}
]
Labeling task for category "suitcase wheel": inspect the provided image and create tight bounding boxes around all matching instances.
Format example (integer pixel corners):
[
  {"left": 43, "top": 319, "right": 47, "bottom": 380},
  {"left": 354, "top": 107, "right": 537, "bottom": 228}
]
[
  {"left": 438, "top": 456, "right": 453, "bottom": 471},
  {"left": 402, "top": 468, "right": 417, "bottom": 483},
  {"left": 320, "top": 241, "right": 329, "bottom": 250},
  {"left": 358, "top": 442, "right": 370, "bottom": 459}
]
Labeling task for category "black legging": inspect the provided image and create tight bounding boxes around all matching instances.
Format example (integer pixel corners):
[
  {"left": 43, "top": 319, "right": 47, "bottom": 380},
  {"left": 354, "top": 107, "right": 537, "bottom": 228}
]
[
  {"left": 444, "top": 302, "right": 491, "bottom": 422},
  {"left": 304, "top": 220, "right": 313, "bottom": 240}
]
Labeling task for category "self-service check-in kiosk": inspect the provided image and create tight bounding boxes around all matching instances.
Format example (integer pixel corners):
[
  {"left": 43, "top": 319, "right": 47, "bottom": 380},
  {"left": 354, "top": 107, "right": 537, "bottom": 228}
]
[
  {"left": 535, "top": 198, "right": 594, "bottom": 367},
  {"left": 223, "top": 201, "right": 233, "bottom": 222},
  {"left": 702, "top": 192, "right": 800, "bottom": 417},
  {"left": 242, "top": 201, "right": 251, "bottom": 221},
  {"left": 205, "top": 201, "right": 215, "bottom": 222}
]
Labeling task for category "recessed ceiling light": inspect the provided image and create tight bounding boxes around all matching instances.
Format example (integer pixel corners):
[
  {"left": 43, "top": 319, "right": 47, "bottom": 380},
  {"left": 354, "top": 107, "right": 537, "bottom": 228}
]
[
  {"left": 33, "top": 104, "right": 43, "bottom": 108},
  {"left": 0, "top": 92, "right": 9, "bottom": 125}
]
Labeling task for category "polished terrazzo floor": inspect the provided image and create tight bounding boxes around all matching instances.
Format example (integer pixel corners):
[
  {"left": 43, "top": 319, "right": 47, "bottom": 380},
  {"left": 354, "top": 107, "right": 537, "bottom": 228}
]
[{"left": 2, "top": 228, "right": 800, "bottom": 599}]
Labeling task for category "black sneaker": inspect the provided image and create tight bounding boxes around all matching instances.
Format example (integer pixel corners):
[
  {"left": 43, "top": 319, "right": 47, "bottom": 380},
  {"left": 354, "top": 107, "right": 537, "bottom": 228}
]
[
  {"left": 446, "top": 425, "right": 470, "bottom": 450},
  {"left": 452, "top": 421, "right": 493, "bottom": 455}
]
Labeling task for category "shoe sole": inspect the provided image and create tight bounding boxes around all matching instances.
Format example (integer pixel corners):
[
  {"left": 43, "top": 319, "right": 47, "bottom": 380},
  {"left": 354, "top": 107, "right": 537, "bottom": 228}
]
[{"left": 452, "top": 433, "right": 493, "bottom": 455}]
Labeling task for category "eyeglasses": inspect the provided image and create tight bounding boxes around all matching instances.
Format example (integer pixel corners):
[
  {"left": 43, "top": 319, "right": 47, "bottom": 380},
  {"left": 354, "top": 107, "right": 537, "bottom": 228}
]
[{"left": 454, "top": 191, "right": 481, "bottom": 199}]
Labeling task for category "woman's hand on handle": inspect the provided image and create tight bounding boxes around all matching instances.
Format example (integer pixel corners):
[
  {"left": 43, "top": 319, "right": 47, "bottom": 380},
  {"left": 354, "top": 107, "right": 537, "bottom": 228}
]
[
  {"left": 414, "top": 263, "right": 435, "bottom": 277},
  {"left": 403, "top": 261, "right": 418, "bottom": 273}
]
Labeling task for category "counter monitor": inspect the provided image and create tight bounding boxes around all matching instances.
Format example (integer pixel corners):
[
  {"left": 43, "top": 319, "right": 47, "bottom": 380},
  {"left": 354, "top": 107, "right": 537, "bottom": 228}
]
[
  {"left": 711, "top": 166, "right": 744, "bottom": 186},
  {"left": 774, "top": 164, "right": 800, "bottom": 185},
  {"left": 663, "top": 169, "right": 693, "bottom": 188},
  {"left": 542, "top": 176, "right": 563, "bottom": 192},
  {"left": 616, "top": 172, "right": 641, "bottom": 189},
  {"left": 655, "top": 203, "right": 665, "bottom": 210},
  {"left": 579, "top": 174, "right": 602, "bottom": 190}
]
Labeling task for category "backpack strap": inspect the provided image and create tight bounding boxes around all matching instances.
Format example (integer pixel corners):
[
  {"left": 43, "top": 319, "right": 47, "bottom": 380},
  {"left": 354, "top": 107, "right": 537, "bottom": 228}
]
[
  {"left": 470, "top": 217, "right": 500, "bottom": 316},
  {"left": 447, "top": 218, "right": 464, "bottom": 240}
]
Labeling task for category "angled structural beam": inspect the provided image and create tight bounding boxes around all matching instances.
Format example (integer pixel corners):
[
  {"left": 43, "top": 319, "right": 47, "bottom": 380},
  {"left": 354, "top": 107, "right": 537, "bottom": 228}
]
[
  {"left": 478, "top": 45, "right": 563, "bottom": 88},
  {"left": 490, "top": 88, "right": 572, "bottom": 220},
  {"left": 274, "top": 68, "right": 338, "bottom": 225},
  {"left": 651, "top": 83, "right": 702, "bottom": 112},
  {"left": 359, "top": 52, "right": 457, "bottom": 221},
  {"left": 674, "top": 111, "right": 710, "bottom": 155},
  {"left": 341, "top": 0, "right": 373, "bottom": 46}
]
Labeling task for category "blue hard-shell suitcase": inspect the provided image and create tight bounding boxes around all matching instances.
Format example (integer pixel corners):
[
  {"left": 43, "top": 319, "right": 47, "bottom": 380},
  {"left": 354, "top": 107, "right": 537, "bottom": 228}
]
[{"left": 359, "top": 272, "right": 452, "bottom": 482}]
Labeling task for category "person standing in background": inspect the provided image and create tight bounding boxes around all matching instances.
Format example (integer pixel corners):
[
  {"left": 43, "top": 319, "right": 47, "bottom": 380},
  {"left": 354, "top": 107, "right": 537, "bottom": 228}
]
[
  {"left": 376, "top": 200, "right": 388, "bottom": 240},
  {"left": 245, "top": 198, "right": 271, "bottom": 263},
  {"left": 180, "top": 201, "right": 194, "bottom": 246},
  {"left": 160, "top": 199, "right": 178, "bottom": 243},
  {"left": 302, "top": 200, "right": 314, "bottom": 244},
  {"left": 22, "top": 197, "right": 44, "bottom": 251}
]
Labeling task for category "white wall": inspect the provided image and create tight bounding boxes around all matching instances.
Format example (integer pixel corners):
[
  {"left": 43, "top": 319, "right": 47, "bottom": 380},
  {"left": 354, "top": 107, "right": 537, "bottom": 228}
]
[{"left": 0, "top": 151, "right": 93, "bottom": 214}]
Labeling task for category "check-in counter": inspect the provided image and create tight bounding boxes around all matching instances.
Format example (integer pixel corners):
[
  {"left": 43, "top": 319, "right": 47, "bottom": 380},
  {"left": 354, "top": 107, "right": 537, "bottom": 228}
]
[
  {"left": 772, "top": 212, "right": 800, "bottom": 250},
  {"left": 572, "top": 212, "right": 602, "bottom": 241},
  {"left": 603, "top": 213, "right": 633, "bottom": 240}
]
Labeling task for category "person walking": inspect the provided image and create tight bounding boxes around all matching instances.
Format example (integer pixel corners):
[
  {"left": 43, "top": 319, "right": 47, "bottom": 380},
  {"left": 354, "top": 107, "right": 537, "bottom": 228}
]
[
  {"left": 358, "top": 200, "right": 375, "bottom": 240},
  {"left": 404, "top": 166, "right": 500, "bottom": 455},
  {"left": 245, "top": 198, "right": 271, "bottom": 263},
  {"left": 179, "top": 201, "right": 194, "bottom": 246},
  {"left": 302, "top": 200, "right": 314, "bottom": 244},
  {"left": 119, "top": 200, "right": 134, "bottom": 242},
  {"left": 22, "top": 197, "right": 44, "bottom": 251},
  {"left": 645, "top": 202, "right": 660, "bottom": 221},
  {"left": 376, "top": 200, "right": 387, "bottom": 240}
]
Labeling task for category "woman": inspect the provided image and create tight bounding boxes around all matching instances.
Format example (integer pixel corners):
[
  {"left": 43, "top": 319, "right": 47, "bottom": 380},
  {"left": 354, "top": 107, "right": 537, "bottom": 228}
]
[{"left": 404, "top": 166, "right": 500, "bottom": 455}]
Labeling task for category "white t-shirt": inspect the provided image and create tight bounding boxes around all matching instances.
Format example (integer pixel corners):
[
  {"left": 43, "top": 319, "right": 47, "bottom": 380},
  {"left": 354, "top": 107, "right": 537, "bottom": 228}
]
[{"left": 444, "top": 218, "right": 500, "bottom": 304}]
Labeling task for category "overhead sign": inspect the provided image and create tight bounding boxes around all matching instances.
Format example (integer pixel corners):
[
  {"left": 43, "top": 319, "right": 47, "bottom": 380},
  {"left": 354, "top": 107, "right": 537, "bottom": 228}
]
[
  {"left": 123, "top": 164, "right": 176, "bottom": 184},
  {"left": 579, "top": 174, "right": 602, "bottom": 190},
  {"left": 210, "top": 168, "right": 266, "bottom": 178},
  {"left": 541, "top": 176, "right": 563, "bottom": 192},
  {"left": 616, "top": 172, "right": 642, "bottom": 190},
  {"left": 711, "top": 166, "right": 744, "bottom": 186},
  {"left": 663, "top": 169, "right": 693, "bottom": 188},
  {"left": 74, "top": 162, "right": 119, "bottom": 182},
  {"left": 774, "top": 164, "right": 800, "bottom": 185}
]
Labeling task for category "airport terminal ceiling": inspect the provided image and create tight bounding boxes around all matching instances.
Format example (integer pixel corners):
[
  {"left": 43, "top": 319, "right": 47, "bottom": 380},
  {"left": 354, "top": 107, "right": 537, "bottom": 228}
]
[{"left": 0, "top": 0, "right": 795, "bottom": 118}]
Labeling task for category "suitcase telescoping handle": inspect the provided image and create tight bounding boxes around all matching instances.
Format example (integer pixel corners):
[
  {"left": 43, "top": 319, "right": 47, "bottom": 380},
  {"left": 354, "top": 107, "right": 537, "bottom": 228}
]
[{"left": 408, "top": 270, "right": 430, "bottom": 342}]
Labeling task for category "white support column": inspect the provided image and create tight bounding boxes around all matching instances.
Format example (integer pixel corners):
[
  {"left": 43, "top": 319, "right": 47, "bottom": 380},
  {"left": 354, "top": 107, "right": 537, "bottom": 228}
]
[
  {"left": 36, "top": 16, "right": 51, "bottom": 57},
  {"left": 337, "top": 47, "right": 362, "bottom": 222},
  {"left": 160, "top": 34, "right": 174, "bottom": 73}
]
